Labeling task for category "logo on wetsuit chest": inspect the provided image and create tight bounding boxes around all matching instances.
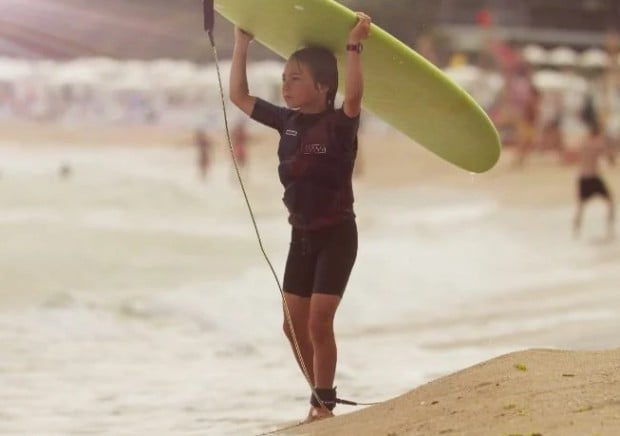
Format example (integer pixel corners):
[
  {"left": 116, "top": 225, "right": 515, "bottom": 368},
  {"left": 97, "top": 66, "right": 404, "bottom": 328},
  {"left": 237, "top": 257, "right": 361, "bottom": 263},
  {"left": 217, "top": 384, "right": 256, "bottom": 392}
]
[{"left": 303, "top": 143, "right": 327, "bottom": 155}]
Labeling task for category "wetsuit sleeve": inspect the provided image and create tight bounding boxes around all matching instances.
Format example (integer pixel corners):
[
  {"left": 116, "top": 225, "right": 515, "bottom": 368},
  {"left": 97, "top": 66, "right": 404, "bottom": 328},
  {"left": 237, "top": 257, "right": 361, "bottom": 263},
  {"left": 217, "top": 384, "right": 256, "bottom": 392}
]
[
  {"left": 250, "top": 98, "right": 289, "bottom": 132},
  {"left": 335, "top": 108, "right": 360, "bottom": 148}
]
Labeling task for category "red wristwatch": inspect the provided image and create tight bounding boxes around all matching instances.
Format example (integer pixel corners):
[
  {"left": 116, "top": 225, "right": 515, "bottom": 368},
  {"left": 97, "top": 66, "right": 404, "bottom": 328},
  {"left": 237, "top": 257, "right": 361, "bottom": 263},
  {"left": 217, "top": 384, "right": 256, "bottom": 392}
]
[{"left": 346, "top": 43, "right": 363, "bottom": 53}]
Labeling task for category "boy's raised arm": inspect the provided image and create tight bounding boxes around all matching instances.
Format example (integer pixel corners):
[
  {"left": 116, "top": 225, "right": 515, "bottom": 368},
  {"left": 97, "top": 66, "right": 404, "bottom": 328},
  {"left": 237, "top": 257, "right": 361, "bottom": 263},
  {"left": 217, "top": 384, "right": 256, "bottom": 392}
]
[
  {"left": 229, "top": 27, "right": 257, "bottom": 116},
  {"left": 343, "top": 12, "right": 371, "bottom": 118}
]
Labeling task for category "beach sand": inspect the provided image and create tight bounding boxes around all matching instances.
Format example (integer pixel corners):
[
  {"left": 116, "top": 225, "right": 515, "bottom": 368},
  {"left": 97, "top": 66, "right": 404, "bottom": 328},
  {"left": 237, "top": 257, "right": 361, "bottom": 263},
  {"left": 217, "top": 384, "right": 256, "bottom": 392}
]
[
  {"left": 2, "top": 121, "right": 619, "bottom": 435},
  {"left": 276, "top": 348, "right": 620, "bottom": 436}
]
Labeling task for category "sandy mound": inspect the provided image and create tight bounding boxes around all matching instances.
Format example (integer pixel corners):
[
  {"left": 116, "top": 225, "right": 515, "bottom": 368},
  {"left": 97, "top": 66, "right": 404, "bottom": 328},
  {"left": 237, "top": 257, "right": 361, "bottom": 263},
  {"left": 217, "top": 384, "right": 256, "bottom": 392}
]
[{"left": 278, "top": 348, "right": 620, "bottom": 436}]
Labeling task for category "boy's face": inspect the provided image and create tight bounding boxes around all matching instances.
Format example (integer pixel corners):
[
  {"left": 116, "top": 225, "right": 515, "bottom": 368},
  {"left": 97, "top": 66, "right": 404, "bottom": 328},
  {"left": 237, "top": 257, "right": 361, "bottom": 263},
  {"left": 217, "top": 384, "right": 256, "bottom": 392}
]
[{"left": 281, "top": 59, "right": 326, "bottom": 112}]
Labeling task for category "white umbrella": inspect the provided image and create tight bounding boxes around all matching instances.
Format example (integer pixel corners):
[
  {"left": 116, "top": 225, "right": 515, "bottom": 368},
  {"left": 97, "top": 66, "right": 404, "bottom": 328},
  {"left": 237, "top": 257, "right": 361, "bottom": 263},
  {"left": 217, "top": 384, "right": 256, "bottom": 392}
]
[
  {"left": 522, "top": 44, "right": 548, "bottom": 65},
  {"left": 49, "top": 62, "right": 99, "bottom": 87},
  {"left": 108, "top": 70, "right": 152, "bottom": 92},
  {"left": 548, "top": 46, "right": 578, "bottom": 67},
  {"left": 248, "top": 60, "right": 285, "bottom": 83},
  {"left": 0, "top": 57, "right": 33, "bottom": 81},
  {"left": 443, "top": 65, "right": 481, "bottom": 89},
  {"left": 579, "top": 48, "right": 609, "bottom": 68},
  {"left": 194, "top": 67, "right": 219, "bottom": 89},
  {"left": 75, "top": 57, "right": 121, "bottom": 79},
  {"left": 533, "top": 69, "right": 567, "bottom": 91}
]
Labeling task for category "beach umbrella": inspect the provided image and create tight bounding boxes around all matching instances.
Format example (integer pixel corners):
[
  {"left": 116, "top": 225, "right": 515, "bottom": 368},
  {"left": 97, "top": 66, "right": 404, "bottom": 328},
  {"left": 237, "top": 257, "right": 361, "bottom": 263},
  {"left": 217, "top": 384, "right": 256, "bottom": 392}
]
[
  {"left": 579, "top": 48, "right": 609, "bottom": 68},
  {"left": 0, "top": 57, "right": 33, "bottom": 81},
  {"left": 150, "top": 59, "right": 197, "bottom": 79},
  {"left": 558, "top": 72, "right": 589, "bottom": 115},
  {"left": 49, "top": 61, "right": 99, "bottom": 87},
  {"left": 248, "top": 61, "right": 285, "bottom": 82},
  {"left": 108, "top": 70, "right": 152, "bottom": 93},
  {"left": 194, "top": 67, "right": 219, "bottom": 89},
  {"left": 564, "top": 72, "right": 588, "bottom": 94},
  {"left": 146, "top": 59, "right": 202, "bottom": 93},
  {"left": 548, "top": 46, "right": 578, "bottom": 67},
  {"left": 522, "top": 44, "right": 548, "bottom": 65},
  {"left": 75, "top": 57, "right": 121, "bottom": 80},
  {"left": 248, "top": 61, "right": 285, "bottom": 90},
  {"left": 443, "top": 65, "right": 481, "bottom": 89},
  {"left": 533, "top": 69, "right": 567, "bottom": 91}
]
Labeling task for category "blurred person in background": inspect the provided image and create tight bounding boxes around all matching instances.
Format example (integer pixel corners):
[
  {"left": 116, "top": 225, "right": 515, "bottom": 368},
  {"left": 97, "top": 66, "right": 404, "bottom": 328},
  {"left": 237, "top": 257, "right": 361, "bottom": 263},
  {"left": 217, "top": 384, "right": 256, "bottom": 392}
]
[
  {"left": 573, "top": 97, "right": 616, "bottom": 241},
  {"left": 536, "top": 88, "right": 567, "bottom": 163},
  {"left": 493, "top": 62, "right": 537, "bottom": 158},
  {"left": 514, "top": 82, "right": 541, "bottom": 167},
  {"left": 58, "top": 162, "right": 72, "bottom": 180},
  {"left": 194, "top": 127, "right": 213, "bottom": 180}
]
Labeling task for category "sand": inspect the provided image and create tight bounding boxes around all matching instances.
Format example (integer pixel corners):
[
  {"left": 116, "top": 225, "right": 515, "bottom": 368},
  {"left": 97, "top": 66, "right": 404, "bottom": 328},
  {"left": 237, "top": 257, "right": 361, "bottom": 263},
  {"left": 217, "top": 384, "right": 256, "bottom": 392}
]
[{"left": 276, "top": 348, "right": 620, "bottom": 436}]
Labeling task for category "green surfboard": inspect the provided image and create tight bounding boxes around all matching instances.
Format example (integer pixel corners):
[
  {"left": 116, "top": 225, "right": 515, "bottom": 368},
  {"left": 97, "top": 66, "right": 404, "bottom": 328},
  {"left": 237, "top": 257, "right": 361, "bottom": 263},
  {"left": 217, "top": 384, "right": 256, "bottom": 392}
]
[{"left": 214, "top": 0, "right": 501, "bottom": 173}]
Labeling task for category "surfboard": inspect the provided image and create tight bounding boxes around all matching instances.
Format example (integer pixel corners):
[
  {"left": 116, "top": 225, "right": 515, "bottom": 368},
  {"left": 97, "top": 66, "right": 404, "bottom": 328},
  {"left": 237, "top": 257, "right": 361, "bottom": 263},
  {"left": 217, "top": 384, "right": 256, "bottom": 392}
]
[{"left": 213, "top": 0, "right": 501, "bottom": 173}]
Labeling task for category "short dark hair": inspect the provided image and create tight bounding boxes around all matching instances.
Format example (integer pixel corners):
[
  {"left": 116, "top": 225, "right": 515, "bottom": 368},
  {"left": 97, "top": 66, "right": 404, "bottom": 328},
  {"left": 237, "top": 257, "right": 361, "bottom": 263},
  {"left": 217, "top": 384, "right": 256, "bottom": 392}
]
[{"left": 289, "top": 46, "right": 338, "bottom": 110}]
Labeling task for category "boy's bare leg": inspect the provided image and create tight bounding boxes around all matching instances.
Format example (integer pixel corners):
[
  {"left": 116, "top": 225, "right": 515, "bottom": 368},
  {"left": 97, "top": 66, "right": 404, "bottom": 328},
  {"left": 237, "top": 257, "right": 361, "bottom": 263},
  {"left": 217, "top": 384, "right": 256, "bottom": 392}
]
[
  {"left": 307, "top": 293, "right": 341, "bottom": 419},
  {"left": 282, "top": 292, "right": 314, "bottom": 384}
]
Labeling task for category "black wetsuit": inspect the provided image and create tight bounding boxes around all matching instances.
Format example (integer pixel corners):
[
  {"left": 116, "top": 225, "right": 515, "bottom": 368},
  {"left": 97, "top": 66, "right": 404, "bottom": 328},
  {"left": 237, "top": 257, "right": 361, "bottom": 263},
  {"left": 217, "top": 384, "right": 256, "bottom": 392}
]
[{"left": 251, "top": 98, "right": 359, "bottom": 297}]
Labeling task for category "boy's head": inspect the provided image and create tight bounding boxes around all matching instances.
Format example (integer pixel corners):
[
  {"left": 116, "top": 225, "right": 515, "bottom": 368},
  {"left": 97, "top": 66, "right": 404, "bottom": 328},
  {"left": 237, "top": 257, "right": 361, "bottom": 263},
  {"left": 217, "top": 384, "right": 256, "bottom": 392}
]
[{"left": 284, "top": 46, "right": 338, "bottom": 110}]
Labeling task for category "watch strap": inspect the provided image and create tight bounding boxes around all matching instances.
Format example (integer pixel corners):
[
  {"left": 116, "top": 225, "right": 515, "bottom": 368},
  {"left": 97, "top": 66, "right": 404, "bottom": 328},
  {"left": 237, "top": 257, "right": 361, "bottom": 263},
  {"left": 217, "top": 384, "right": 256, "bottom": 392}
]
[{"left": 346, "top": 43, "right": 363, "bottom": 53}]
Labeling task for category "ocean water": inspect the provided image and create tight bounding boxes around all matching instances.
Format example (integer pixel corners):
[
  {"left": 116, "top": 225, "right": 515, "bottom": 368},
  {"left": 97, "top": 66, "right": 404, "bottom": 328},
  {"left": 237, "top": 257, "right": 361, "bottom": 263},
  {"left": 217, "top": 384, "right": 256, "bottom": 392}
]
[{"left": 0, "top": 141, "right": 617, "bottom": 436}]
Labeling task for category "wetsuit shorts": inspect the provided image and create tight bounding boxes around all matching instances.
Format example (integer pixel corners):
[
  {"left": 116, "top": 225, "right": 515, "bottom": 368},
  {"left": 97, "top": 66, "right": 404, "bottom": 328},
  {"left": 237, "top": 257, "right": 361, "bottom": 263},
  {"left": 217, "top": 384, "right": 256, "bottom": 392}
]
[
  {"left": 579, "top": 176, "right": 610, "bottom": 201},
  {"left": 283, "top": 218, "right": 357, "bottom": 298}
]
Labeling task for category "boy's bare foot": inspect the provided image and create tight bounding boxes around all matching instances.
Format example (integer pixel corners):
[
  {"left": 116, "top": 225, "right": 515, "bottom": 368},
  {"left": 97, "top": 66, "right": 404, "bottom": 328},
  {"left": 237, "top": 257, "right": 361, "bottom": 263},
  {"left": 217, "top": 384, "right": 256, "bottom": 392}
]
[{"left": 302, "top": 406, "right": 334, "bottom": 423}]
